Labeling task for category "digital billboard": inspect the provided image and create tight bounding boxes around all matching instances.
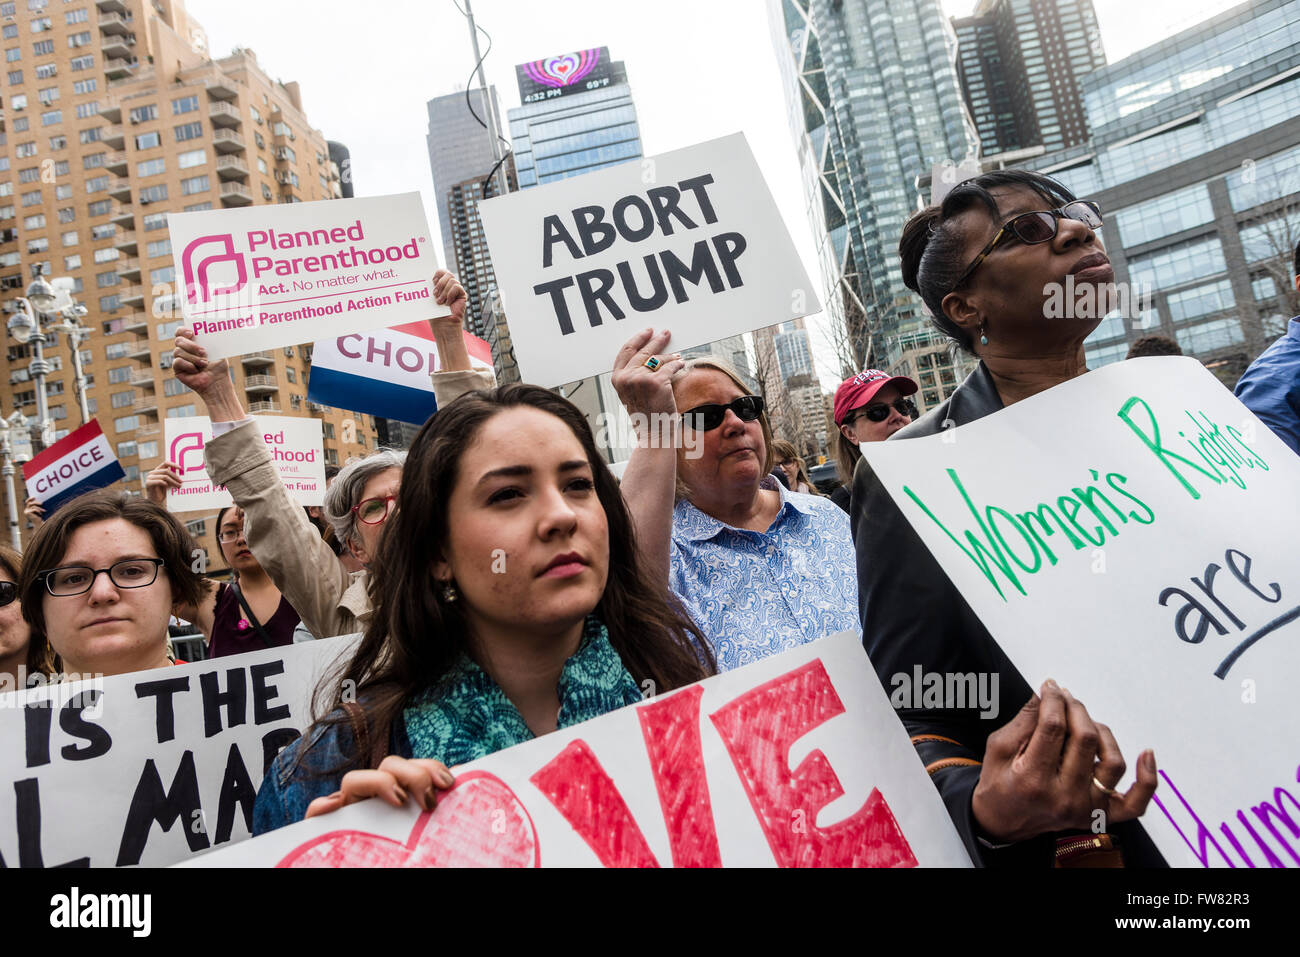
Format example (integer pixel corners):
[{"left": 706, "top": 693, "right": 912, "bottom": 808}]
[{"left": 515, "top": 47, "right": 627, "bottom": 104}]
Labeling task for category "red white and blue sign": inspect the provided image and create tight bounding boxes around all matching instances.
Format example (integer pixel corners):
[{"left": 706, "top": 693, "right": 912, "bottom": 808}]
[
  {"left": 307, "top": 320, "right": 493, "bottom": 426},
  {"left": 22, "top": 419, "right": 126, "bottom": 512}
]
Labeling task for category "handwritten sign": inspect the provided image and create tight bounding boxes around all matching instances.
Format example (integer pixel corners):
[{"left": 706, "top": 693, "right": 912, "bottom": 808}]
[
  {"left": 162, "top": 415, "right": 325, "bottom": 513},
  {"left": 188, "top": 632, "right": 972, "bottom": 868},
  {"left": 477, "top": 133, "right": 818, "bottom": 387},
  {"left": 168, "top": 192, "right": 447, "bottom": 360},
  {"left": 22, "top": 419, "right": 125, "bottom": 511},
  {"left": 308, "top": 320, "right": 493, "bottom": 425},
  {"left": 0, "top": 636, "right": 357, "bottom": 867},
  {"left": 858, "top": 357, "right": 1300, "bottom": 869}
]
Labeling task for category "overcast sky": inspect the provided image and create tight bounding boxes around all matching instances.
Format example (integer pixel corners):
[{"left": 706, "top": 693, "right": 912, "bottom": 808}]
[{"left": 187, "top": 0, "right": 1245, "bottom": 389}]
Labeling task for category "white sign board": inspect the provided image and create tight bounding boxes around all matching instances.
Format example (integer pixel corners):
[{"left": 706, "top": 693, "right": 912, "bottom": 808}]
[
  {"left": 168, "top": 192, "right": 447, "bottom": 360},
  {"left": 858, "top": 357, "right": 1300, "bottom": 868},
  {"left": 0, "top": 635, "right": 358, "bottom": 867},
  {"left": 478, "top": 133, "right": 819, "bottom": 388},
  {"left": 163, "top": 415, "right": 325, "bottom": 512},
  {"left": 189, "top": 632, "right": 972, "bottom": 868}
]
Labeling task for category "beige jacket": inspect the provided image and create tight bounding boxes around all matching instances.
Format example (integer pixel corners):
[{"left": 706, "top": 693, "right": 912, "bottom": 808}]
[{"left": 203, "top": 367, "right": 495, "bottom": 638}]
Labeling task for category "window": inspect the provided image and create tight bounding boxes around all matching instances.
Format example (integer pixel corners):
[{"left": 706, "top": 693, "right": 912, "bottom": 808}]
[
  {"left": 4, "top": 49, "right": 20, "bottom": 63},
  {"left": 290, "top": 394, "right": 301, "bottom": 410},
  {"left": 61, "top": 230, "right": 76, "bottom": 246},
  {"left": 250, "top": 105, "right": 261, "bottom": 124},
  {"left": 40, "top": 109, "right": 60, "bottom": 125},
  {"left": 57, "top": 207, "right": 73, "bottom": 223},
  {"left": 74, "top": 102, "right": 96, "bottom": 119},
  {"left": 116, "top": 441, "right": 136, "bottom": 458},
  {"left": 177, "top": 148, "right": 205, "bottom": 169},
  {"left": 72, "top": 78, "right": 96, "bottom": 95},
  {"left": 54, "top": 183, "right": 70, "bottom": 199},
  {"left": 26, "top": 237, "right": 47, "bottom": 253},
  {"left": 111, "top": 390, "right": 133, "bottom": 408},
  {"left": 82, "top": 152, "right": 104, "bottom": 169},
  {"left": 79, "top": 127, "right": 100, "bottom": 144},
  {"left": 137, "top": 441, "right": 158, "bottom": 460},
  {"left": 171, "top": 95, "right": 199, "bottom": 115},
  {"left": 286, "top": 367, "right": 296, "bottom": 383},
  {"left": 142, "top": 212, "right": 167, "bottom": 231},
  {"left": 31, "top": 41, "right": 53, "bottom": 57},
  {"left": 63, "top": 253, "right": 80, "bottom": 269},
  {"left": 30, "top": 17, "right": 52, "bottom": 33},
  {"left": 1, "top": 27, "right": 13, "bottom": 42},
  {"left": 96, "top": 270, "right": 117, "bottom": 287},
  {"left": 108, "top": 366, "right": 132, "bottom": 384},
  {"left": 93, "top": 246, "right": 117, "bottom": 263},
  {"left": 174, "top": 121, "right": 202, "bottom": 142},
  {"left": 136, "top": 158, "right": 165, "bottom": 178},
  {"left": 69, "top": 54, "right": 92, "bottom": 71},
  {"left": 163, "top": 378, "right": 189, "bottom": 397},
  {"left": 99, "top": 294, "right": 120, "bottom": 312},
  {"left": 14, "top": 141, "right": 36, "bottom": 158},
  {"left": 20, "top": 189, "right": 40, "bottom": 206},
  {"left": 48, "top": 134, "right": 65, "bottom": 150},
  {"left": 146, "top": 238, "right": 171, "bottom": 258},
  {"left": 66, "top": 32, "right": 92, "bottom": 49},
  {"left": 128, "top": 104, "right": 157, "bottom": 124},
  {"left": 17, "top": 167, "right": 38, "bottom": 183},
  {"left": 182, "top": 201, "right": 211, "bottom": 212},
  {"left": 150, "top": 265, "right": 174, "bottom": 284},
  {"left": 52, "top": 159, "right": 67, "bottom": 177},
  {"left": 10, "top": 93, "right": 26, "bottom": 110},
  {"left": 36, "top": 84, "right": 56, "bottom": 104},
  {"left": 180, "top": 174, "right": 208, "bottom": 196},
  {"left": 22, "top": 212, "right": 43, "bottom": 228},
  {"left": 5, "top": 68, "right": 19, "bottom": 83},
  {"left": 65, "top": 8, "right": 88, "bottom": 24},
  {"left": 257, "top": 157, "right": 268, "bottom": 174},
  {"left": 90, "top": 223, "right": 115, "bottom": 239},
  {"left": 254, "top": 131, "right": 265, "bottom": 149},
  {"left": 106, "top": 343, "right": 130, "bottom": 359},
  {"left": 84, "top": 174, "right": 108, "bottom": 193},
  {"left": 261, "top": 183, "right": 272, "bottom": 200},
  {"left": 166, "top": 404, "right": 196, "bottom": 419},
  {"left": 134, "top": 130, "right": 160, "bottom": 150},
  {"left": 139, "top": 184, "right": 168, "bottom": 204},
  {"left": 12, "top": 117, "right": 28, "bottom": 131},
  {"left": 86, "top": 199, "right": 110, "bottom": 217}
]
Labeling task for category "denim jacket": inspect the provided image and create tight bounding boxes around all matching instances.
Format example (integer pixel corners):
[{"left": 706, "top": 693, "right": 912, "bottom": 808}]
[{"left": 252, "top": 617, "right": 642, "bottom": 835}]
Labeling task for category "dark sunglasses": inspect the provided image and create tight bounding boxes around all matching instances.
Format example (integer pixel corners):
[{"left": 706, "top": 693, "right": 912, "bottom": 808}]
[
  {"left": 849, "top": 398, "right": 917, "bottom": 424},
  {"left": 951, "top": 200, "right": 1103, "bottom": 291},
  {"left": 681, "top": 395, "right": 765, "bottom": 432},
  {"left": 0, "top": 581, "right": 16, "bottom": 607}
]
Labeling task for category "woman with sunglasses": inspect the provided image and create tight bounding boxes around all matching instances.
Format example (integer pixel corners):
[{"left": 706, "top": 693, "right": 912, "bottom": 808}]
[
  {"left": 612, "top": 330, "right": 858, "bottom": 671},
  {"left": 852, "top": 169, "right": 1161, "bottom": 867},
  {"left": 18, "top": 490, "right": 206, "bottom": 679},
  {"left": 0, "top": 545, "right": 50, "bottom": 689},
  {"left": 827, "top": 370, "right": 919, "bottom": 512},
  {"left": 171, "top": 271, "right": 492, "bottom": 640}
]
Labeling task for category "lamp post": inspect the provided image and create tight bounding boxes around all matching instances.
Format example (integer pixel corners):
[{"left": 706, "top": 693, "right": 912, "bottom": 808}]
[
  {"left": 47, "top": 304, "right": 92, "bottom": 426},
  {"left": 0, "top": 411, "right": 32, "bottom": 550},
  {"left": 6, "top": 265, "right": 60, "bottom": 452}
]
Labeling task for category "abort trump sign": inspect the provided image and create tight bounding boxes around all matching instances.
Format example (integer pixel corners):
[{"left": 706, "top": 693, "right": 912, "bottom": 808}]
[
  {"left": 169, "top": 192, "right": 447, "bottom": 360},
  {"left": 477, "top": 133, "right": 819, "bottom": 387}
]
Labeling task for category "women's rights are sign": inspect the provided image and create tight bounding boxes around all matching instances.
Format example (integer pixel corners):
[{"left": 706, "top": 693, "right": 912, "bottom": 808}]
[
  {"left": 168, "top": 192, "right": 448, "bottom": 360},
  {"left": 189, "top": 632, "right": 972, "bottom": 868},
  {"left": 162, "top": 416, "right": 325, "bottom": 512},
  {"left": 477, "top": 133, "right": 818, "bottom": 388},
  {"left": 858, "top": 357, "right": 1300, "bottom": 868}
]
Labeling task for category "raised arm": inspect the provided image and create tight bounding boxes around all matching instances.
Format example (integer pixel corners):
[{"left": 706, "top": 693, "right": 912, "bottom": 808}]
[
  {"left": 428, "top": 268, "right": 496, "bottom": 403},
  {"left": 611, "top": 329, "right": 685, "bottom": 588}
]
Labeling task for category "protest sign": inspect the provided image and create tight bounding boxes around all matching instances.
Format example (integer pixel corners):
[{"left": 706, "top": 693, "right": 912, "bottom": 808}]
[
  {"left": 168, "top": 192, "right": 447, "bottom": 360},
  {"left": 857, "top": 357, "right": 1300, "bottom": 868},
  {"left": 189, "top": 631, "right": 972, "bottom": 868},
  {"left": 163, "top": 415, "right": 325, "bottom": 513},
  {"left": 307, "top": 320, "right": 494, "bottom": 425},
  {"left": 22, "top": 419, "right": 125, "bottom": 511},
  {"left": 0, "top": 635, "right": 358, "bottom": 868},
  {"left": 477, "top": 132, "right": 818, "bottom": 388}
]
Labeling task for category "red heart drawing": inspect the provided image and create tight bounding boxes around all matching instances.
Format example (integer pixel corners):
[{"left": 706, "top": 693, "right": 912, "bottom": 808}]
[
  {"left": 557, "top": 63, "right": 569, "bottom": 73},
  {"left": 277, "top": 771, "right": 540, "bottom": 868}
]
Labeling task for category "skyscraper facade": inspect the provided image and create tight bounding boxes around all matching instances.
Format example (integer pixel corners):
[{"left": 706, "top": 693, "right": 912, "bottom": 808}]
[
  {"left": 954, "top": 0, "right": 1107, "bottom": 157},
  {"left": 0, "top": 1, "right": 371, "bottom": 557},
  {"left": 1004, "top": 0, "right": 1300, "bottom": 384},
  {"left": 445, "top": 157, "right": 515, "bottom": 339},
  {"left": 767, "top": 0, "right": 980, "bottom": 410}
]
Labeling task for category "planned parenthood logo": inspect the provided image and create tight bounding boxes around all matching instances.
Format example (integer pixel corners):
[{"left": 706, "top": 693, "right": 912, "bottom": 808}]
[{"left": 181, "top": 234, "right": 248, "bottom": 305}]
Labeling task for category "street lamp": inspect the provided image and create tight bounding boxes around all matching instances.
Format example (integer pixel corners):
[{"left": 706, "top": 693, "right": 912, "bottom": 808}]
[
  {"left": 0, "top": 410, "right": 33, "bottom": 550},
  {"left": 6, "top": 264, "right": 91, "bottom": 447},
  {"left": 47, "top": 303, "right": 92, "bottom": 426}
]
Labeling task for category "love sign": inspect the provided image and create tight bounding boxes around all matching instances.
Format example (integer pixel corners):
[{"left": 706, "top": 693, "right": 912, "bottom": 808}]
[{"left": 189, "top": 632, "right": 972, "bottom": 867}]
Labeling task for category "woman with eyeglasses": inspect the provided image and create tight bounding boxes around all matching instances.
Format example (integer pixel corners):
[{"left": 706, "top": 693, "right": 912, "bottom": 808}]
[
  {"left": 770, "top": 440, "right": 821, "bottom": 496},
  {"left": 18, "top": 490, "right": 206, "bottom": 678},
  {"left": 827, "top": 370, "right": 919, "bottom": 512},
  {"left": 170, "top": 271, "right": 493, "bottom": 640},
  {"left": 852, "top": 169, "right": 1161, "bottom": 867},
  {"left": 612, "top": 330, "right": 858, "bottom": 671}
]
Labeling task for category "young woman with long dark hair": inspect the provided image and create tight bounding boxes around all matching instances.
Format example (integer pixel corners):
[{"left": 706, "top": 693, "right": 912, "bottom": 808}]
[{"left": 253, "top": 384, "right": 715, "bottom": 831}]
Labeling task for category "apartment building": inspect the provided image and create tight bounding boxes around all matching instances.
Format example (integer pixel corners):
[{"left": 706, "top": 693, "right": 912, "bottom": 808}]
[{"left": 0, "top": 0, "right": 373, "bottom": 563}]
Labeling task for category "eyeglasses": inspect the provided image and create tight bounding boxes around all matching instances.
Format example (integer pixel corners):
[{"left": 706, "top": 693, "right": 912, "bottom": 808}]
[
  {"left": 352, "top": 494, "right": 397, "bottom": 526},
  {"left": 849, "top": 398, "right": 918, "bottom": 424},
  {"left": 0, "top": 581, "right": 16, "bottom": 607},
  {"left": 39, "top": 559, "right": 166, "bottom": 597},
  {"left": 680, "top": 395, "right": 765, "bottom": 432},
  {"left": 951, "top": 200, "right": 1103, "bottom": 292},
  {"left": 217, "top": 528, "right": 245, "bottom": 544}
]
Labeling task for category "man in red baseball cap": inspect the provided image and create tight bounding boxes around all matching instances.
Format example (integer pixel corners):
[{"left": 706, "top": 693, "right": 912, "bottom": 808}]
[{"left": 827, "top": 370, "right": 919, "bottom": 512}]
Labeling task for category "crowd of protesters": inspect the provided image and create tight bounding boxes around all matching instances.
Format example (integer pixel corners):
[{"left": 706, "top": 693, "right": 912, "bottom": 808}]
[{"left": 3, "top": 168, "right": 1297, "bottom": 869}]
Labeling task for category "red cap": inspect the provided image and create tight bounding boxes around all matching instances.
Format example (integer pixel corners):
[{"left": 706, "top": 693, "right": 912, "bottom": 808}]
[{"left": 833, "top": 370, "right": 919, "bottom": 425}]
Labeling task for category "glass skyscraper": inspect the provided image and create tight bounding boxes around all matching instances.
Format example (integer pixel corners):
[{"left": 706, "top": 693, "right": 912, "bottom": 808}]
[{"left": 767, "top": 0, "right": 981, "bottom": 409}]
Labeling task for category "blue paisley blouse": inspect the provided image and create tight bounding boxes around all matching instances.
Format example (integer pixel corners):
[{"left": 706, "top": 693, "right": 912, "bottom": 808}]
[{"left": 669, "top": 482, "right": 860, "bottom": 671}]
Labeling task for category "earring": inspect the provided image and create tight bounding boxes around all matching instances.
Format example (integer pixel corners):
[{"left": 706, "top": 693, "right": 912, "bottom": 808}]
[
  {"left": 440, "top": 580, "right": 458, "bottom": 603},
  {"left": 979, "top": 326, "right": 988, "bottom": 346}
]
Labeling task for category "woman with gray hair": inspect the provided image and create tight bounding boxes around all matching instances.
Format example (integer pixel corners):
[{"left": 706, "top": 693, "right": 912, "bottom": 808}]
[{"left": 171, "top": 271, "right": 493, "bottom": 639}]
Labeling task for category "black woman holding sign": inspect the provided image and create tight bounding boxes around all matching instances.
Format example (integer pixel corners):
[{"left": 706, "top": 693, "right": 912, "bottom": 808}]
[{"left": 854, "top": 169, "right": 1162, "bottom": 866}]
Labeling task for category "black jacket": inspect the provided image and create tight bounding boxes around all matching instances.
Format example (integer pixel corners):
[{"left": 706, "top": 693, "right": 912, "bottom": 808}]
[{"left": 851, "top": 362, "right": 1165, "bottom": 866}]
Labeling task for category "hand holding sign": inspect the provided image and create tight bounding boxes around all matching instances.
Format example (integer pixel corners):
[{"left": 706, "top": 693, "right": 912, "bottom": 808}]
[
  {"left": 304, "top": 757, "right": 456, "bottom": 819},
  {"left": 971, "top": 681, "right": 1157, "bottom": 843},
  {"left": 611, "top": 328, "right": 685, "bottom": 419},
  {"left": 173, "top": 327, "right": 246, "bottom": 425},
  {"left": 144, "top": 462, "right": 183, "bottom": 506}
]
